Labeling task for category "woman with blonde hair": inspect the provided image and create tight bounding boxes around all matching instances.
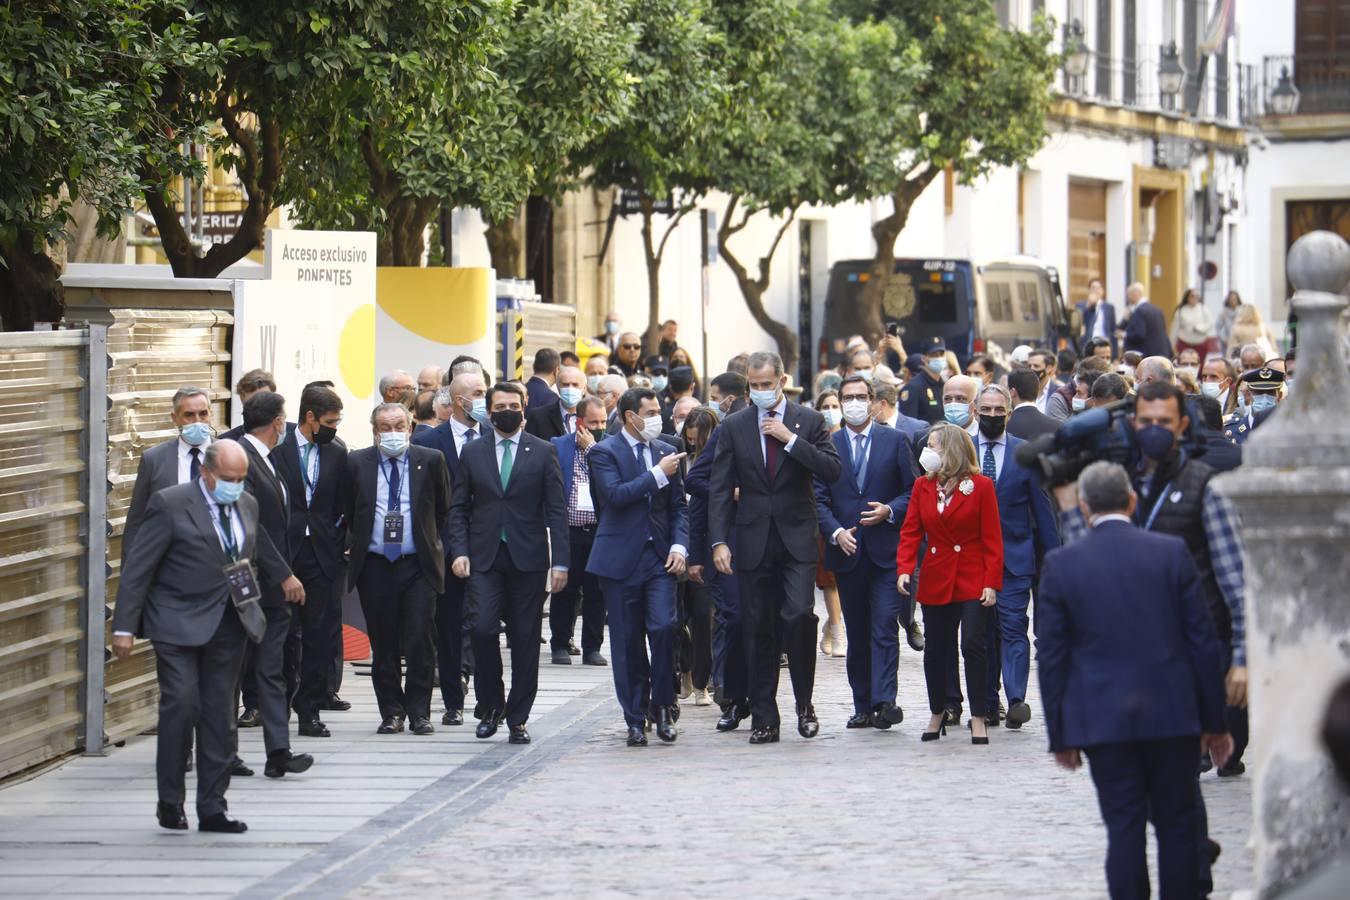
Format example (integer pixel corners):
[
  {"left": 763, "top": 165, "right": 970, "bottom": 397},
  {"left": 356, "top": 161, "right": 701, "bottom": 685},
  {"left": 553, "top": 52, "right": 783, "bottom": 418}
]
[
  {"left": 1226, "top": 303, "right": 1278, "bottom": 361},
  {"left": 896, "top": 423, "right": 1003, "bottom": 745}
]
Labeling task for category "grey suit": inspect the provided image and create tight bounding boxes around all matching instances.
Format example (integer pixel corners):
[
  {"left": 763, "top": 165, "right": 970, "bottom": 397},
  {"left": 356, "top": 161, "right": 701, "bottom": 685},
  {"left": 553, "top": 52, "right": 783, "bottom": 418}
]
[
  {"left": 112, "top": 481, "right": 263, "bottom": 819},
  {"left": 122, "top": 438, "right": 195, "bottom": 565}
]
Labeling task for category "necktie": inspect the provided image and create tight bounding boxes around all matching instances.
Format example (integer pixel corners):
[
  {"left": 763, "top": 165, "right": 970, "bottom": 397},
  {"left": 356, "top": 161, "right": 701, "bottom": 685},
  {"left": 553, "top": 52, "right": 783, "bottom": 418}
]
[
  {"left": 634, "top": 440, "right": 646, "bottom": 471},
  {"left": 500, "top": 439, "right": 514, "bottom": 490},
  {"left": 764, "top": 410, "right": 780, "bottom": 478},
  {"left": 301, "top": 444, "right": 314, "bottom": 504},
  {"left": 189, "top": 447, "right": 201, "bottom": 481},
  {"left": 565, "top": 413, "right": 575, "bottom": 434},
  {"left": 383, "top": 458, "right": 402, "bottom": 562},
  {"left": 217, "top": 504, "right": 238, "bottom": 562},
  {"left": 465, "top": 426, "right": 477, "bottom": 442},
  {"left": 982, "top": 441, "right": 997, "bottom": 481},
  {"left": 853, "top": 433, "right": 868, "bottom": 492}
]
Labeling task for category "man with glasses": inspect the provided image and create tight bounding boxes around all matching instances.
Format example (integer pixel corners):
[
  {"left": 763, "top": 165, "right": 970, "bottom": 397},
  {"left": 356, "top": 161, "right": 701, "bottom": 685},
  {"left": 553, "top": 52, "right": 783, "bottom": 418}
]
[{"left": 615, "top": 333, "right": 644, "bottom": 378}]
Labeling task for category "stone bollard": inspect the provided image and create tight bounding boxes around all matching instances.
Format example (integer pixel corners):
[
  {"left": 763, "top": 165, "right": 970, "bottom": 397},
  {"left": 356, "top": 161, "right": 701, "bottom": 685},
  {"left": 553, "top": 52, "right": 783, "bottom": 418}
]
[{"left": 1214, "top": 229, "right": 1350, "bottom": 897}]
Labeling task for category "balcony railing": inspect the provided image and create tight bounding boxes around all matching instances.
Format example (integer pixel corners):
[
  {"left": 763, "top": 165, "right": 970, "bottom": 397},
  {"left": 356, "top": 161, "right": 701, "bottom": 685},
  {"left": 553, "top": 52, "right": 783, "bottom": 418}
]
[
  {"left": 1056, "top": 50, "right": 1254, "bottom": 128},
  {"left": 1260, "top": 53, "right": 1350, "bottom": 117}
]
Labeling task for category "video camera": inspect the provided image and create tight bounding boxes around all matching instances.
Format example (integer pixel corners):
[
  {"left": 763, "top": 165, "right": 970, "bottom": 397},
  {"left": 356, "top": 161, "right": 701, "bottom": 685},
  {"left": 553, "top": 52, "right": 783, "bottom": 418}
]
[{"left": 1014, "top": 399, "right": 1138, "bottom": 487}]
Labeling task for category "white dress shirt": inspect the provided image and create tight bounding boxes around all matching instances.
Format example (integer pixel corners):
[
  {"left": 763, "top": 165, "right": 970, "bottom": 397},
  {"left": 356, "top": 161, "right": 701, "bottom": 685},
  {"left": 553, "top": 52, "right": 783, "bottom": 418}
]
[
  {"left": 176, "top": 436, "right": 211, "bottom": 484},
  {"left": 450, "top": 416, "right": 480, "bottom": 456},
  {"left": 1091, "top": 513, "right": 1133, "bottom": 527},
  {"left": 242, "top": 433, "right": 286, "bottom": 506},
  {"left": 619, "top": 428, "right": 686, "bottom": 558},
  {"left": 968, "top": 423, "right": 1006, "bottom": 482},
  {"left": 756, "top": 395, "right": 798, "bottom": 462},
  {"left": 367, "top": 450, "right": 414, "bottom": 557},
  {"left": 1089, "top": 301, "right": 1110, "bottom": 339}
]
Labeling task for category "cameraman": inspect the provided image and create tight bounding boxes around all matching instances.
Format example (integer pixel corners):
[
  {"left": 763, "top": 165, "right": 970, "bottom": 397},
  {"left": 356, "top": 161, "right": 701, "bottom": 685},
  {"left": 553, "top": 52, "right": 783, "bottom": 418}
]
[{"left": 1049, "top": 381, "right": 1247, "bottom": 892}]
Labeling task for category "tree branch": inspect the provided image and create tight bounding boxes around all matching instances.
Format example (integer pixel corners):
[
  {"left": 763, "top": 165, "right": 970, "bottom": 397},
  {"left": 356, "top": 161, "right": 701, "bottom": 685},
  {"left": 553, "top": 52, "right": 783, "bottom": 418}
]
[
  {"left": 654, "top": 201, "right": 696, "bottom": 265},
  {"left": 757, "top": 207, "right": 797, "bottom": 292}
]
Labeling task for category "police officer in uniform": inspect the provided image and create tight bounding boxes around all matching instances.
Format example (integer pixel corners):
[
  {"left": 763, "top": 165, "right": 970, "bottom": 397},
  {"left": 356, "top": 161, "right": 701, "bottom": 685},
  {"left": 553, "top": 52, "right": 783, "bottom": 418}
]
[
  {"left": 1223, "top": 367, "right": 1284, "bottom": 446},
  {"left": 897, "top": 337, "right": 949, "bottom": 425}
]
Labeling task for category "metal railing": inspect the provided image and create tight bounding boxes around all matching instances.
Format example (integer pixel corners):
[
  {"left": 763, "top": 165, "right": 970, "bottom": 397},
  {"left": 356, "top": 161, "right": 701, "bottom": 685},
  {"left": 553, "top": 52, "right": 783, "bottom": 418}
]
[
  {"left": 1260, "top": 53, "right": 1350, "bottom": 117},
  {"left": 1058, "top": 51, "right": 1254, "bottom": 127}
]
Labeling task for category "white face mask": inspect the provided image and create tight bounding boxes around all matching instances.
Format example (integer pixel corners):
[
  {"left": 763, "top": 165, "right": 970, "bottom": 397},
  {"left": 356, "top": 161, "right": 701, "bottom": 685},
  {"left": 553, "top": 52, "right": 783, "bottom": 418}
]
[
  {"left": 841, "top": 399, "right": 870, "bottom": 427},
  {"left": 854, "top": 368, "right": 874, "bottom": 383},
  {"left": 928, "top": 356, "right": 948, "bottom": 375},
  {"left": 919, "top": 446, "right": 942, "bottom": 473},
  {"left": 822, "top": 408, "right": 842, "bottom": 429},
  {"left": 1199, "top": 381, "right": 1222, "bottom": 399},
  {"left": 1071, "top": 397, "right": 1087, "bottom": 412},
  {"left": 639, "top": 414, "right": 663, "bottom": 442}
]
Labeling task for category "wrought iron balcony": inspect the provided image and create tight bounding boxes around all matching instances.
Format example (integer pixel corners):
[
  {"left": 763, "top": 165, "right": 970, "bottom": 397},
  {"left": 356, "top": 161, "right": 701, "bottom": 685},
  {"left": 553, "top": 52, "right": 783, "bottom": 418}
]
[{"left": 1259, "top": 53, "right": 1350, "bottom": 117}]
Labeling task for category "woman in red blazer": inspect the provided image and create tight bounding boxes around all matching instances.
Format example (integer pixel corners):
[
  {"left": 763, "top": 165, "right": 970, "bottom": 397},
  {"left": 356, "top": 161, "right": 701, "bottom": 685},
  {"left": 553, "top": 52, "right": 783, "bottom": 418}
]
[{"left": 896, "top": 423, "right": 1004, "bottom": 744}]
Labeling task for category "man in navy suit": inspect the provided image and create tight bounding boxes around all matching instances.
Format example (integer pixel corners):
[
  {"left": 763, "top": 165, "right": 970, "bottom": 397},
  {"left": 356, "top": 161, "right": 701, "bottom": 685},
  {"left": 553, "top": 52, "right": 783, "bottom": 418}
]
[
  {"left": 586, "top": 388, "right": 689, "bottom": 746},
  {"left": 961, "top": 380, "right": 1060, "bottom": 729},
  {"left": 1120, "top": 282, "right": 1172, "bottom": 359},
  {"left": 1037, "top": 461, "right": 1230, "bottom": 900},
  {"left": 525, "top": 348, "right": 561, "bottom": 412},
  {"left": 411, "top": 369, "right": 487, "bottom": 726},
  {"left": 549, "top": 396, "right": 610, "bottom": 667},
  {"left": 1077, "top": 278, "right": 1118, "bottom": 359},
  {"left": 815, "top": 375, "right": 916, "bottom": 729}
]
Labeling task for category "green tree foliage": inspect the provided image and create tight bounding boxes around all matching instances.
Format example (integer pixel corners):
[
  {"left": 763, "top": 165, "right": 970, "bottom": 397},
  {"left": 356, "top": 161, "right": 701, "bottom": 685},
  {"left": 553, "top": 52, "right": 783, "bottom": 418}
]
[{"left": 0, "top": 0, "right": 223, "bottom": 328}]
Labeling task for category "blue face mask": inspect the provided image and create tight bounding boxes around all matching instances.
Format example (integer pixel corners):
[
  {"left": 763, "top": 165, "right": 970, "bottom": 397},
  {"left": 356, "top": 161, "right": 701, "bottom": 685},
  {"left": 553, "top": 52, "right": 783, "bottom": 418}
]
[
  {"left": 750, "top": 389, "right": 779, "bottom": 410},
  {"left": 559, "top": 387, "right": 585, "bottom": 409},
  {"left": 1251, "top": 394, "right": 1277, "bottom": 414},
  {"left": 651, "top": 376, "right": 669, "bottom": 393},
  {"left": 211, "top": 478, "right": 244, "bottom": 505},
  {"left": 1135, "top": 424, "right": 1176, "bottom": 461},
  {"left": 468, "top": 397, "right": 490, "bottom": 425},
  {"left": 927, "top": 356, "right": 948, "bottom": 375},
  {"left": 180, "top": 422, "right": 212, "bottom": 446},
  {"left": 379, "top": 432, "right": 408, "bottom": 457},
  {"left": 943, "top": 403, "right": 971, "bottom": 427}
]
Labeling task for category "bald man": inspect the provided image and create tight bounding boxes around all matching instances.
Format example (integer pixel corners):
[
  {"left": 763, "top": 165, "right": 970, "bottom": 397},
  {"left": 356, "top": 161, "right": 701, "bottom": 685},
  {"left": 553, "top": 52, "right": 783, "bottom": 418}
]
[
  {"left": 1121, "top": 284, "right": 1171, "bottom": 359},
  {"left": 614, "top": 332, "right": 643, "bottom": 378},
  {"left": 417, "top": 365, "right": 444, "bottom": 394},
  {"left": 526, "top": 366, "right": 586, "bottom": 441},
  {"left": 1135, "top": 356, "right": 1176, "bottom": 388},
  {"left": 380, "top": 370, "right": 416, "bottom": 405}
]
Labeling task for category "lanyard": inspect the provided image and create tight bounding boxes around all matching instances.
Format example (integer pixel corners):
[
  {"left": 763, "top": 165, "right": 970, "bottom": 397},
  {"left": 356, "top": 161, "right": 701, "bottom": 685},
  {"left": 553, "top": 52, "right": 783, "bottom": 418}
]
[
  {"left": 1142, "top": 480, "right": 1174, "bottom": 531},
  {"left": 300, "top": 443, "right": 316, "bottom": 493},
  {"left": 381, "top": 455, "right": 407, "bottom": 506}
]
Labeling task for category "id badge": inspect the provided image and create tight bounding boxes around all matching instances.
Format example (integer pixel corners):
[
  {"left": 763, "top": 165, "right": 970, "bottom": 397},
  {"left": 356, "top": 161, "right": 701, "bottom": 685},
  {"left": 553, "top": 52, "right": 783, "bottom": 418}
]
[
  {"left": 383, "top": 512, "right": 405, "bottom": 545},
  {"left": 224, "top": 559, "right": 262, "bottom": 606},
  {"left": 575, "top": 480, "right": 595, "bottom": 512}
]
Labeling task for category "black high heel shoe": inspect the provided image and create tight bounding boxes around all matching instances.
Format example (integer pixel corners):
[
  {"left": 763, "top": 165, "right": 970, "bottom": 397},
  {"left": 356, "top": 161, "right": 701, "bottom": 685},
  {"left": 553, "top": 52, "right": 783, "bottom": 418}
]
[
  {"left": 921, "top": 722, "right": 946, "bottom": 742},
  {"left": 968, "top": 720, "right": 989, "bottom": 745}
]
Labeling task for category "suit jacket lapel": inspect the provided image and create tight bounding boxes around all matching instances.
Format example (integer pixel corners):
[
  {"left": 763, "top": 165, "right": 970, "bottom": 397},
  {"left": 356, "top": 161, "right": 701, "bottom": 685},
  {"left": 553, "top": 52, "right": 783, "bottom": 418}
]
[{"left": 186, "top": 486, "right": 229, "bottom": 566}]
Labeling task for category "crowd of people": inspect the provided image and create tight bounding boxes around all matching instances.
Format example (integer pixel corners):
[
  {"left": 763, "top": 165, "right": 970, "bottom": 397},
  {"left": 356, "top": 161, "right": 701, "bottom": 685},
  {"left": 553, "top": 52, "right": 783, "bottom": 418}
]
[{"left": 110, "top": 294, "right": 1299, "bottom": 897}]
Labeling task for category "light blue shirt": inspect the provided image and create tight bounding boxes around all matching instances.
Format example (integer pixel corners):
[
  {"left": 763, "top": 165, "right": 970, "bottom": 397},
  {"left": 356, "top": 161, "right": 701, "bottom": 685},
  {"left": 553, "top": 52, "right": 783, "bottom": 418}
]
[
  {"left": 295, "top": 429, "right": 319, "bottom": 508},
  {"left": 619, "top": 428, "right": 686, "bottom": 558},
  {"left": 199, "top": 478, "right": 245, "bottom": 555},
  {"left": 368, "top": 451, "right": 415, "bottom": 557},
  {"left": 968, "top": 423, "right": 1006, "bottom": 482}
]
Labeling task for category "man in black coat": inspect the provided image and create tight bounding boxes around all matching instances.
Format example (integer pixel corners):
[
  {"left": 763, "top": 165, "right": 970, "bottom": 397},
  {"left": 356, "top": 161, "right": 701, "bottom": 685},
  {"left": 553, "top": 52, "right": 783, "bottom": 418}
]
[
  {"left": 1006, "top": 369, "right": 1063, "bottom": 441},
  {"left": 709, "top": 352, "right": 843, "bottom": 744},
  {"left": 1120, "top": 282, "right": 1172, "bottom": 359},
  {"left": 345, "top": 403, "right": 452, "bottom": 736},
  {"left": 525, "top": 365, "right": 586, "bottom": 441},
  {"left": 448, "top": 382, "right": 569, "bottom": 745}
]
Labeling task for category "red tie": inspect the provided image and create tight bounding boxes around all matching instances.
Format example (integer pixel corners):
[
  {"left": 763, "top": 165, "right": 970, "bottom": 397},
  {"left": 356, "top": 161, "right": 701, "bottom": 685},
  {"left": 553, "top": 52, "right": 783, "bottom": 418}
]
[{"left": 764, "top": 410, "right": 780, "bottom": 478}]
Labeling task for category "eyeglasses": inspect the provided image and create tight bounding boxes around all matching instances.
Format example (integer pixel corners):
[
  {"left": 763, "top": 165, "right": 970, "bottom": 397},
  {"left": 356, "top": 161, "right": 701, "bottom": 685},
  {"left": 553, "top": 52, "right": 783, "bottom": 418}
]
[{"left": 621, "top": 343, "right": 641, "bottom": 350}]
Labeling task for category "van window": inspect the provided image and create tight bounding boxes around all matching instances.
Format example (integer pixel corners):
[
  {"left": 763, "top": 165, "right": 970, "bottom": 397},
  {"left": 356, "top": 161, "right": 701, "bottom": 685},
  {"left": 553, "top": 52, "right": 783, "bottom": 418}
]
[
  {"left": 918, "top": 283, "right": 958, "bottom": 323},
  {"left": 987, "top": 283, "right": 1014, "bottom": 322},
  {"left": 1017, "top": 283, "right": 1040, "bottom": 322}
]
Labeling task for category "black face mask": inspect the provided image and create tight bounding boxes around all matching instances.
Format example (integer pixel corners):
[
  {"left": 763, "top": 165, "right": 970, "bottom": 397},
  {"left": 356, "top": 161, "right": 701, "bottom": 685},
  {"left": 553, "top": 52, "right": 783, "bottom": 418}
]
[
  {"left": 978, "top": 414, "right": 1006, "bottom": 440},
  {"left": 490, "top": 409, "right": 523, "bottom": 434},
  {"left": 313, "top": 424, "right": 338, "bottom": 445},
  {"left": 589, "top": 428, "right": 606, "bottom": 445}
]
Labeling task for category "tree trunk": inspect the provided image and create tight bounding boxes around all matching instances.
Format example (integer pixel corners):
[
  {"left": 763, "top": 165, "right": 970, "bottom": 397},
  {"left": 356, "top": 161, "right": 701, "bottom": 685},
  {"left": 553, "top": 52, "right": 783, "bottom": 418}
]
[
  {"left": 484, "top": 213, "right": 522, "bottom": 277},
  {"left": 379, "top": 196, "right": 439, "bottom": 266},
  {"left": 0, "top": 232, "right": 65, "bottom": 330},
  {"left": 718, "top": 196, "right": 800, "bottom": 375},
  {"left": 638, "top": 196, "right": 662, "bottom": 357},
  {"left": 857, "top": 169, "right": 940, "bottom": 346}
]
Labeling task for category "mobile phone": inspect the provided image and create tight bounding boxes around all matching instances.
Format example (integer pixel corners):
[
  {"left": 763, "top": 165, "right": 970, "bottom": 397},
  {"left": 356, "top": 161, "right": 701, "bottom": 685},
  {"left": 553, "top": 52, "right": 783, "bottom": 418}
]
[{"left": 886, "top": 322, "right": 904, "bottom": 337}]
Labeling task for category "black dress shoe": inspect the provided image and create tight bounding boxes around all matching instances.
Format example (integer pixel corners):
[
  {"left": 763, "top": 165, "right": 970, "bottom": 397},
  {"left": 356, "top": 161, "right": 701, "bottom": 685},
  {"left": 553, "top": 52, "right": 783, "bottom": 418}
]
[
  {"left": 298, "top": 719, "right": 330, "bottom": 738},
  {"left": 476, "top": 711, "right": 503, "bottom": 739},
  {"left": 874, "top": 701, "right": 904, "bottom": 728},
  {"left": 157, "top": 801, "right": 188, "bottom": 830},
  {"left": 797, "top": 703, "right": 819, "bottom": 739},
  {"left": 655, "top": 706, "right": 677, "bottom": 743},
  {"left": 1007, "top": 700, "right": 1031, "bottom": 728},
  {"left": 508, "top": 724, "right": 530, "bottom": 744},
  {"left": 377, "top": 715, "right": 405, "bottom": 734},
  {"left": 582, "top": 651, "right": 608, "bottom": 666},
  {"left": 441, "top": 709, "right": 464, "bottom": 726},
  {"left": 748, "top": 725, "right": 780, "bottom": 744},
  {"left": 237, "top": 708, "right": 261, "bottom": 728},
  {"left": 410, "top": 717, "right": 434, "bottom": 735},
  {"left": 198, "top": 812, "right": 248, "bottom": 834},
  {"left": 551, "top": 648, "right": 572, "bottom": 665},
  {"left": 846, "top": 712, "right": 874, "bottom": 729},
  {"left": 626, "top": 724, "right": 648, "bottom": 747},
  {"left": 320, "top": 693, "right": 352, "bottom": 712},
  {"left": 1199, "top": 754, "right": 1215, "bottom": 774},
  {"left": 1217, "top": 760, "right": 1246, "bottom": 777},
  {"left": 984, "top": 713, "right": 1002, "bottom": 727},
  {"left": 264, "top": 750, "right": 314, "bottom": 778},
  {"left": 568, "top": 639, "right": 581, "bottom": 656},
  {"left": 716, "top": 701, "right": 749, "bottom": 732},
  {"left": 230, "top": 760, "right": 254, "bottom": 777},
  {"left": 907, "top": 620, "right": 925, "bottom": 651}
]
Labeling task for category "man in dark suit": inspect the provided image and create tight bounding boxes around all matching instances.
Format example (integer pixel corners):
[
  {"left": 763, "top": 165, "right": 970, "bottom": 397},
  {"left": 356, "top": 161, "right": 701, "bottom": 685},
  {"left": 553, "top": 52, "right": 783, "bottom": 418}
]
[
  {"left": 1193, "top": 395, "right": 1242, "bottom": 473},
  {"left": 526, "top": 365, "right": 586, "bottom": 442},
  {"left": 587, "top": 389, "right": 689, "bottom": 746},
  {"left": 1006, "top": 369, "right": 1062, "bottom": 441},
  {"left": 272, "top": 385, "right": 349, "bottom": 736},
  {"left": 709, "top": 351, "right": 842, "bottom": 743},
  {"left": 112, "top": 440, "right": 286, "bottom": 833},
  {"left": 1120, "top": 282, "right": 1172, "bottom": 359},
  {"left": 449, "top": 382, "right": 569, "bottom": 745},
  {"left": 345, "top": 403, "right": 452, "bottom": 736},
  {"left": 1077, "top": 278, "right": 1118, "bottom": 359},
  {"left": 525, "top": 347, "right": 561, "bottom": 412},
  {"left": 238, "top": 392, "right": 312, "bottom": 778},
  {"left": 1037, "top": 461, "right": 1230, "bottom": 900},
  {"left": 548, "top": 397, "right": 610, "bottom": 667},
  {"left": 411, "top": 369, "right": 487, "bottom": 726},
  {"left": 814, "top": 375, "right": 916, "bottom": 729},
  {"left": 122, "top": 386, "right": 216, "bottom": 563},
  {"left": 962, "top": 382, "right": 1060, "bottom": 729},
  {"left": 219, "top": 369, "right": 277, "bottom": 442}
]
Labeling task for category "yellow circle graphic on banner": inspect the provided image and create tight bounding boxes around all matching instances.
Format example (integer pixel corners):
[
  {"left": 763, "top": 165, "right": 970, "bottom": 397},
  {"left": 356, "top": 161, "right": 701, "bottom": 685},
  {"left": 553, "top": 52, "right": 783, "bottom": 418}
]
[
  {"left": 339, "top": 304, "right": 375, "bottom": 398},
  {"left": 377, "top": 268, "right": 488, "bottom": 344}
]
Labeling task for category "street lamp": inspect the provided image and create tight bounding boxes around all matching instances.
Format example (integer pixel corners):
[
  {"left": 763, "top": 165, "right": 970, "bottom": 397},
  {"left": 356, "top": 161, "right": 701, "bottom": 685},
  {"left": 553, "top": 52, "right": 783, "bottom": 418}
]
[
  {"left": 1269, "top": 65, "right": 1301, "bottom": 115},
  {"left": 1062, "top": 20, "right": 1090, "bottom": 95},
  {"left": 1159, "top": 42, "right": 1186, "bottom": 111}
]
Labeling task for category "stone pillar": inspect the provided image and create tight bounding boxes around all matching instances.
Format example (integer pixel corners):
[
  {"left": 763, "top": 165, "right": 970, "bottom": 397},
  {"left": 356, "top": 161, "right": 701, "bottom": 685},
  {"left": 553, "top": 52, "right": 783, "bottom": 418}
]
[{"left": 1214, "top": 230, "right": 1350, "bottom": 897}]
